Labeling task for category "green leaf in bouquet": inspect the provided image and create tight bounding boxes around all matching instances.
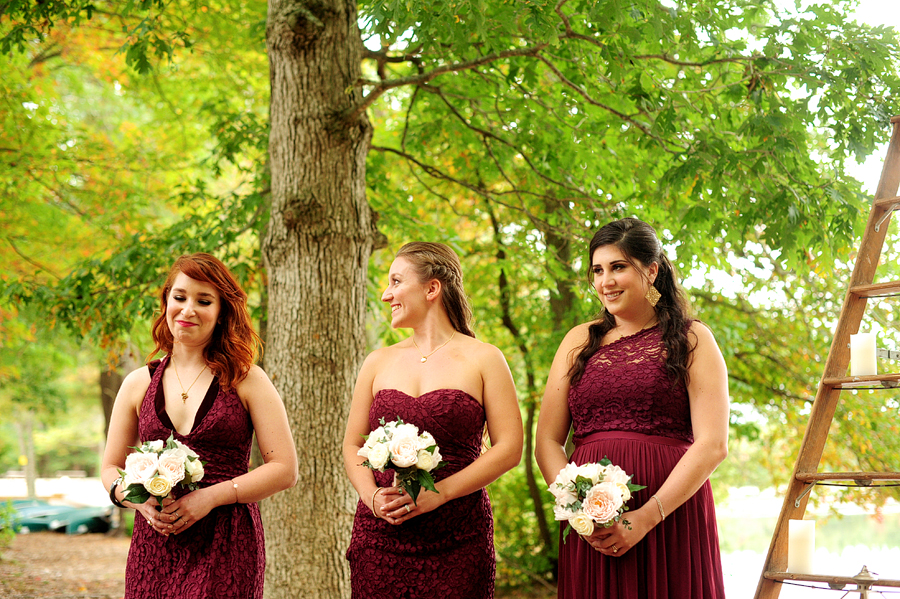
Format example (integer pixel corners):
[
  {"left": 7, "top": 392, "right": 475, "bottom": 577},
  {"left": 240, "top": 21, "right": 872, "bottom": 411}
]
[
  {"left": 562, "top": 523, "right": 573, "bottom": 542},
  {"left": 416, "top": 469, "right": 438, "bottom": 495},
  {"left": 574, "top": 475, "right": 594, "bottom": 498}
]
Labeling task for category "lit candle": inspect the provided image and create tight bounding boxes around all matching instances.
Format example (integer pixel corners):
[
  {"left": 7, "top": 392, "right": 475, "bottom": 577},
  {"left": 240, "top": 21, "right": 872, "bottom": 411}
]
[
  {"left": 787, "top": 519, "right": 815, "bottom": 573},
  {"left": 850, "top": 332, "right": 877, "bottom": 376}
]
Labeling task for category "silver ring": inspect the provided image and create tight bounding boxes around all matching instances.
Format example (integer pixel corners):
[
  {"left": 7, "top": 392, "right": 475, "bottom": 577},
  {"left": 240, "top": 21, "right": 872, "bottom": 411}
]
[{"left": 404, "top": 504, "right": 411, "bottom": 513}]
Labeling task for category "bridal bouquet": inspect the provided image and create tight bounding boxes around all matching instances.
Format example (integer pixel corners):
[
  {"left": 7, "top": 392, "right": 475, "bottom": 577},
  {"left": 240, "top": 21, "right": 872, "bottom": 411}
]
[
  {"left": 118, "top": 434, "right": 205, "bottom": 505},
  {"left": 358, "top": 417, "right": 447, "bottom": 504},
  {"left": 550, "top": 457, "right": 645, "bottom": 541}
]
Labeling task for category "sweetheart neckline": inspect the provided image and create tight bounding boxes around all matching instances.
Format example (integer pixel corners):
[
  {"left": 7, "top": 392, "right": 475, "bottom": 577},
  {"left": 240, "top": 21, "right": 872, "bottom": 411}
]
[{"left": 376, "top": 387, "right": 482, "bottom": 406}]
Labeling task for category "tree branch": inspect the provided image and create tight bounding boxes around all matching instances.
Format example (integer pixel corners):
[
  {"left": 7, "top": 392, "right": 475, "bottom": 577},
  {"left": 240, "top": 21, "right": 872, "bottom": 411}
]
[{"left": 348, "top": 43, "right": 549, "bottom": 122}]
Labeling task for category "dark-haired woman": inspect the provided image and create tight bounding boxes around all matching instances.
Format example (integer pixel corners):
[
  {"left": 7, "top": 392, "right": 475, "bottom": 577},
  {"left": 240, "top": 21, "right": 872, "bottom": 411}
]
[
  {"left": 535, "top": 219, "right": 728, "bottom": 599},
  {"left": 343, "top": 242, "right": 523, "bottom": 598},
  {"left": 101, "top": 253, "right": 298, "bottom": 599}
]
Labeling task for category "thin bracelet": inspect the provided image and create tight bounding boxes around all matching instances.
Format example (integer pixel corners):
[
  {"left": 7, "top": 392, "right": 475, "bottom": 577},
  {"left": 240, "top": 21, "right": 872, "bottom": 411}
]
[
  {"left": 651, "top": 494, "right": 666, "bottom": 522},
  {"left": 370, "top": 487, "right": 383, "bottom": 517},
  {"left": 231, "top": 479, "right": 240, "bottom": 503}
]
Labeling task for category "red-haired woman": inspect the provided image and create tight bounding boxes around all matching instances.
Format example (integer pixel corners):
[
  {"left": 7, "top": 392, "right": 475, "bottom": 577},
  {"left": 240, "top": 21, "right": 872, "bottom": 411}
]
[{"left": 101, "top": 253, "right": 297, "bottom": 599}]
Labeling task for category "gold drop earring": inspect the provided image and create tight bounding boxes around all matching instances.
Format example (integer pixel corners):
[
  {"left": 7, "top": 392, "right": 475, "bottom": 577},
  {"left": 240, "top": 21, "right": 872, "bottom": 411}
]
[{"left": 645, "top": 284, "right": 661, "bottom": 307}]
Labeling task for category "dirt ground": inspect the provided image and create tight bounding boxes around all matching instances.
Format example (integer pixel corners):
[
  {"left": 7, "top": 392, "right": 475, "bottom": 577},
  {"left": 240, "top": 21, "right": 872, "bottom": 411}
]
[
  {"left": 0, "top": 532, "right": 129, "bottom": 599},
  {"left": 0, "top": 532, "right": 553, "bottom": 599}
]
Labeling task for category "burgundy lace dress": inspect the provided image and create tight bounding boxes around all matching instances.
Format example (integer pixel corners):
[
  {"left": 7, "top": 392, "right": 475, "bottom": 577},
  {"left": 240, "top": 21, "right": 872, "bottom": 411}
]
[
  {"left": 559, "top": 325, "right": 725, "bottom": 599},
  {"left": 125, "top": 357, "right": 265, "bottom": 599},
  {"left": 346, "top": 388, "right": 495, "bottom": 599}
]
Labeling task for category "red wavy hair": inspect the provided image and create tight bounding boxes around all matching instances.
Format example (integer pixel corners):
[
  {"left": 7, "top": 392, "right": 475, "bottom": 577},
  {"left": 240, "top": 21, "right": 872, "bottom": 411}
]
[{"left": 148, "top": 253, "right": 261, "bottom": 390}]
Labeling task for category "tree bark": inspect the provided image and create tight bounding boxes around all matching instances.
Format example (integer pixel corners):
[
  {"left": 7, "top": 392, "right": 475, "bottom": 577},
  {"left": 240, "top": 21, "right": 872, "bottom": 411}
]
[{"left": 263, "top": 1, "right": 374, "bottom": 597}]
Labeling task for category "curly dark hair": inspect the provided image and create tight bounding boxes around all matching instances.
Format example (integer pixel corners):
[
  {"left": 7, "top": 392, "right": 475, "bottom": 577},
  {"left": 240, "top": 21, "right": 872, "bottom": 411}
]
[
  {"left": 568, "top": 218, "right": 694, "bottom": 387},
  {"left": 148, "top": 253, "right": 261, "bottom": 390}
]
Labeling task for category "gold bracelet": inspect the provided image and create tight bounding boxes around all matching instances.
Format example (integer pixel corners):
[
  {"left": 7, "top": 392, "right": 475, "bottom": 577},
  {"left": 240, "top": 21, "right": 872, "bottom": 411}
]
[
  {"left": 651, "top": 494, "right": 665, "bottom": 522},
  {"left": 370, "top": 487, "right": 383, "bottom": 517},
  {"left": 231, "top": 479, "right": 240, "bottom": 503}
]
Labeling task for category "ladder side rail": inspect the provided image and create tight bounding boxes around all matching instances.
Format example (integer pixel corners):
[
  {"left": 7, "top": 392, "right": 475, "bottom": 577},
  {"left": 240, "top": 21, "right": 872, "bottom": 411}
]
[{"left": 754, "top": 118, "right": 900, "bottom": 599}]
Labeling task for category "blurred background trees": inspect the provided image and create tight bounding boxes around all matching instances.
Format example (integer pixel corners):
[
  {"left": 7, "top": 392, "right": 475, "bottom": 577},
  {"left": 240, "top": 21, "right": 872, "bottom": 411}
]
[{"left": 2, "top": 0, "right": 900, "bottom": 595}]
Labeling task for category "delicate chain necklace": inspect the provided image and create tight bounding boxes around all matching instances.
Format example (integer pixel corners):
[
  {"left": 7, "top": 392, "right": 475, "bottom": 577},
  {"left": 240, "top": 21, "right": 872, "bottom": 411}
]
[
  {"left": 171, "top": 356, "right": 208, "bottom": 403},
  {"left": 412, "top": 331, "right": 456, "bottom": 363}
]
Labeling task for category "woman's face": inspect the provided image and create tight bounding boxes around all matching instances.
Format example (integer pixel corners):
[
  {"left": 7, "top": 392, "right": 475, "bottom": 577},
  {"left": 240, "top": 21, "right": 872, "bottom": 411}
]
[
  {"left": 165, "top": 272, "right": 222, "bottom": 349},
  {"left": 590, "top": 245, "right": 657, "bottom": 317},
  {"left": 381, "top": 257, "right": 429, "bottom": 329}
]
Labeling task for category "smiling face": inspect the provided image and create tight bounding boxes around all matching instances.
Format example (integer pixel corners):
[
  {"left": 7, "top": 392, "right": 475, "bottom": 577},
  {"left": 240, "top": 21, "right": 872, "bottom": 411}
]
[
  {"left": 165, "top": 272, "right": 222, "bottom": 349},
  {"left": 591, "top": 245, "right": 658, "bottom": 318},
  {"left": 381, "top": 257, "right": 430, "bottom": 329}
]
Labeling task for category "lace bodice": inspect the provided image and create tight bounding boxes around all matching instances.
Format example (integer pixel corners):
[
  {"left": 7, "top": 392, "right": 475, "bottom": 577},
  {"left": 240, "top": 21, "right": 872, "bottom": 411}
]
[{"left": 567, "top": 325, "right": 693, "bottom": 444}]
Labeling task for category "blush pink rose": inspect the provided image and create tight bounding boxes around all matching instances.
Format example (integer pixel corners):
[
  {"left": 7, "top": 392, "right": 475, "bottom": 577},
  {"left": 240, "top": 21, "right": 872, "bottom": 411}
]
[
  {"left": 124, "top": 452, "right": 159, "bottom": 485},
  {"left": 157, "top": 451, "right": 186, "bottom": 485},
  {"left": 389, "top": 434, "right": 419, "bottom": 468},
  {"left": 582, "top": 481, "right": 624, "bottom": 525}
]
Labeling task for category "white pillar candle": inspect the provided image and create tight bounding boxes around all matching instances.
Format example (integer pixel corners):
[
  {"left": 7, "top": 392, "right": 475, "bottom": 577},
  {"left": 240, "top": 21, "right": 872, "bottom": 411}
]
[
  {"left": 787, "top": 519, "right": 815, "bottom": 574},
  {"left": 850, "top": 332, "right": 877, "bottom": 376}
]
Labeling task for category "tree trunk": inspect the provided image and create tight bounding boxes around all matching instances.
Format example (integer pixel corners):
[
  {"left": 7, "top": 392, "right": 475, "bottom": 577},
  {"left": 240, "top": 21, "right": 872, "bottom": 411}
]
[
  {"left": 263, "top": 1, "right": 374, "bottom": 597},
  {"left": 16, "top": 410, "right": 37, "bottom": 498}
]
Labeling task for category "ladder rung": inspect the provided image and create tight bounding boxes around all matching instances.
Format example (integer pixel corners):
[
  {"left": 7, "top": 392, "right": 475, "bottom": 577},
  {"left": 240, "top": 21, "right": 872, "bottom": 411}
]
[
  {"left": 796, "top": 472, "right": 900, "bottom": 483},
  {"left": 822, "top": 373, "right": 900, "bottom": 388},
  {"left": 765, "top": 571, "right": 900, "bottom": 588},
  {"left": 874, "top": 195, "right": 900, "bottom": 209},
  {"left": 849, "top": 280, "right": 900, "bottom": 297}
]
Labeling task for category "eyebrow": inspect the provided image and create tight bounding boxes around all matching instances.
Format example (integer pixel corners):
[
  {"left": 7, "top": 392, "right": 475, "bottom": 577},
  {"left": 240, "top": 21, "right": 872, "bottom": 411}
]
[{"left": 172, "top": 287, "right": 216, "bottom": 298}]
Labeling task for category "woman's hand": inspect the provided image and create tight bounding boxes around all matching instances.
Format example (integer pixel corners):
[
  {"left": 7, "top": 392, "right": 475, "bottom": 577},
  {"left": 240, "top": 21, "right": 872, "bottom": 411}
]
[
  {"left": 134, "top": 497, "right": 171, "bottom": 535},
  {"left": 376, "top": 485, "right": 446, "bottom": 525},
  {"left": 579, "top": 505, "right": 657, "bottom": 557},
  {"left": 154, "top": 489, "right": 216, "bottom": 535}
]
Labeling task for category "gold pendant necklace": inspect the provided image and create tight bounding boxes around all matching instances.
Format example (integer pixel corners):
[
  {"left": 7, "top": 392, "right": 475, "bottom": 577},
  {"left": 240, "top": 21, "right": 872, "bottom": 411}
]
[
  {"left": 412, "top": 331, "right": 456, "bottom": 363},
  {"left": 171, "top": 357, "right": 208, "bottom": 403}
]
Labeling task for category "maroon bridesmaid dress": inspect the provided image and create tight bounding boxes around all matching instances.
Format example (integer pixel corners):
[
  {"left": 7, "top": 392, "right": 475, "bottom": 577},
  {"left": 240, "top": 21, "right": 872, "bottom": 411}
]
[
  {"left": 125, "top": 357, "right": 265, "bottom": 599},
  {"left": 346, "top": 388, "right": 495, "bottom": 598},
  {"left": 558, "top": 325, "right": 726, "bottom": 599}
]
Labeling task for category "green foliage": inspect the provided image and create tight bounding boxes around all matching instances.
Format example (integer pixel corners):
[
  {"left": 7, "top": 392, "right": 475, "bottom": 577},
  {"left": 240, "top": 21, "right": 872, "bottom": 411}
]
[{"left": 0, "top": 501, "right": 16, "bottom": 546}]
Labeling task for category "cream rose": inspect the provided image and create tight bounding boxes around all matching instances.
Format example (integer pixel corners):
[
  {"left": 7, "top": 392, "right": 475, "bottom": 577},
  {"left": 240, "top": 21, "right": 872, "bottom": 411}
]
[
  {"left": 185, "top": 457, "right": 205, "bottom": 483},
  {"left": 582, "top": 482, "right": 623, "bottom": 524},
  {"left": 144, "top": 474, "right": 174, "bottom": 497},
  {"left": 157, "top": 451, "right": 186, "bottom": 485},
  {"left": 368, "top": 443, "right": 390, "bottom": 470},
  {"left": 415, "top": 449, "right": 435, "bottom": 471},
  {"left": 124, "top": 452, "right": 159, "bottom": 485},
  {"left": 389, "top": 434, "right": 419, "bottom": 468},
  {"left": 146, "top": 440, "right": 165, "bottom": 452},
  {"left": 615, "top": 481, "right": 631, "bottom": 502},
  {"left": 173, "top": 440, "right": 199, "bottom": 458},
  {"left": 569, "top": 511, "right": 595, "bottom": 536}
]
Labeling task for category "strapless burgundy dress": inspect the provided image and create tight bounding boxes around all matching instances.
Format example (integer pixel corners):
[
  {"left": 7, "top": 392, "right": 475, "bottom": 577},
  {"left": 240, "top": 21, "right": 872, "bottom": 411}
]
[
  {"left": 558, "top": 325, "right": 725, "bottom": 599},
  {"left": 346, "top": 388, "right": 495, "bottom": 598},
  {"left": 125, "top": 357, "right": 264, "bottom": 599}
]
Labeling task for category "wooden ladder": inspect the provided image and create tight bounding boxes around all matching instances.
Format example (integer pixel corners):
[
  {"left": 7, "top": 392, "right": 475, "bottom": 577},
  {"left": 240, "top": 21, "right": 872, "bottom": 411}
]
[{"left": 754, "top": 116, "right": 900, "bottom": 597}]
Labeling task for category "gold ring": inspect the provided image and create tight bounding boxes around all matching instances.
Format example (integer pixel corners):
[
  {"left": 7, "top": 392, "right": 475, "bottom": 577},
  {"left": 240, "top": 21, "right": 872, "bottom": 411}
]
[
  {"left": 612, "top": 545, "right": 619, "bottom": 553},
  {"left": 404, "top": 504, "right": 411, "bottom": 513}
]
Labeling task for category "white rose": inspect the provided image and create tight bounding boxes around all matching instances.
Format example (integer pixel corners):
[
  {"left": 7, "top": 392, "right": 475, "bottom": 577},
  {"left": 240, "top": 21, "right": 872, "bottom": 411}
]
[
  {"left": 550, "top": 483, "right": 579, "bottom": 505},
  {"left": 389, "top": 434, "right": 419, "bottom": 468},
  {"left": 415, "top": 449, "right": 435, "bottom": 471},
  {"left": 417, "top": 431, "right": 436, "bottom": 450},
  {"left": 603, "top": 464, "right": 630, "bottom": 486},
  {"left": 157, "top": 451, "right": 186, "bottom": 484},
  {"left": 554, "top": 462, "right": 581, "bottom": 488},
  {"left": 553, "top": 502, "right": 578, "bottom": 521},
  {"left": 368, "top": 443, "right": 390, "bottom": 470},
  {"left": 185, "top": 457, "right": 205, "bottom": 483},
  {"left": 145, "top": 440, "right": 164, "bottom": 453},
  {"left": 124, "top": 452, "right": 159, "bottom": 485},
  {"left": 616, "top": 481, "right": 631, "bottom": 502},
  {"left": 392, "top": 422, "right": 419, "bottom": 440},
  {"left": 144, "top": 474, "right": 174, "bottom": 497},
  {"left": 173, "top": 440, "right": 199, "bottom": 459},
  {"left": 579, "top": 462, "right": 605, "bottom": 485},
  {"left": 569, "top": 511, "right": 595, "bottom": 536}
]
